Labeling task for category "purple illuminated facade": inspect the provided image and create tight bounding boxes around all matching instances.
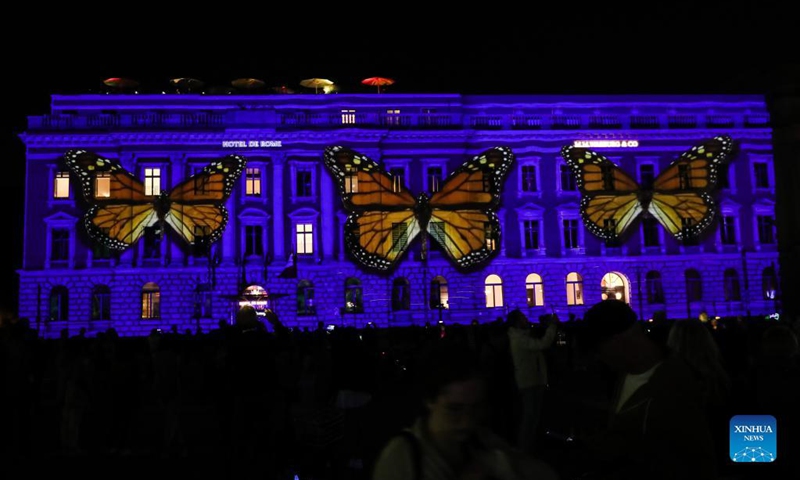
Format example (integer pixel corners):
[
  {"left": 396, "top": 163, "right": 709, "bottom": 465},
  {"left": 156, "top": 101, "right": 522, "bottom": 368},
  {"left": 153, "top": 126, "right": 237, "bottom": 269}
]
[{"left": 18, "top": 93, "right": 780, "bottom": 337}]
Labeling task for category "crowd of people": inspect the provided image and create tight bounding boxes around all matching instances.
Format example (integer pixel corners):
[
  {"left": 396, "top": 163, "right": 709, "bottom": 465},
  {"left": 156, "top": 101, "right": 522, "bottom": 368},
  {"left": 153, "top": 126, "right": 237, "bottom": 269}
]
[{"left": 0, "top": 303, "right": 798, "bottom": 479}]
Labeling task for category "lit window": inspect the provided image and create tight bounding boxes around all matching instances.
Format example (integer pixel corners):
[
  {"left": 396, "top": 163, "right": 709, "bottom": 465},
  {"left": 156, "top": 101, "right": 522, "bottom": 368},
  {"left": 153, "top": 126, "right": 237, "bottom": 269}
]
[
  {"left": 341, "top": 109, "right": 356, "bottom": 125},
  {"left": 141, "top": 282, "right": 161, "bottom": 319},
  {"left": 54, "top": 171, "right": 70, "bottom": 199},
  {"left": 485, "top": 274, "right": 504, "bottom": 308},
  {"left": 526, "top": 273, "right": 544, "bottom": 307},
  {"left": 427, "top": 166, "right": 443, "bottom": 193},
  {"left": 601, "top": 272, "right": 627, "bottom": 303},
  {"left": 390, "top": 167, "right": 405, "bottom": 193},
  {"left": 144, "top": 167, "right": 161, "bottom": 196},
  {"left": 246, "top": 167, "right": 261, "bottom": 196},
  {"left": 566, "top": 272, "right": 583, "bottom": 306},
  {"left": 344, "top": 165, "right": 358, "bottom": 193},
  {"left": 95, "top": 172, "right": 111, "bottom": 198},
  {"left": 296, "top": 223, "right": 314, "bottom": 255}
]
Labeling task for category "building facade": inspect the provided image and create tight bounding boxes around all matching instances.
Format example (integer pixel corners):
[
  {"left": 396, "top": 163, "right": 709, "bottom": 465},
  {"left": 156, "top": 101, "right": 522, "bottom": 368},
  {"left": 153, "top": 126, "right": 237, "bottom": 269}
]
[{"left": 18, "top": 93, "right": 780, "bottom": 337}]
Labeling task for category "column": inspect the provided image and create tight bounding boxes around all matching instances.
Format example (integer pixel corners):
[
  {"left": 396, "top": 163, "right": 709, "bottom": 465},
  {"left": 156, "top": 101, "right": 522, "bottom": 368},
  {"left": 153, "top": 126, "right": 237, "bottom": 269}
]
[
  {"left": 170, "top": 154, "right": 185, "bottom": 266},
  {"left": 272, "top": 154, "right": 285, "bottom": 260},
  {"left": 321, "top": 168, "right": 335, "bottom": 260}
]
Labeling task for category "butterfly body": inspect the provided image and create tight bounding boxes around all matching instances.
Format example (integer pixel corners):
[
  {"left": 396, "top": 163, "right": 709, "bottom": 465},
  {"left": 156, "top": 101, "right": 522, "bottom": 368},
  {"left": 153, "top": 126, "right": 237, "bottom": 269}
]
[
  {"left": 562, "top": 136, "right": 735, "bottom": 242},
  {"left": 65, "top": 149, "right": 246, "bottom": 251},
  {"left": 324, "top": 145, "right": 514, "bottom": 272}
]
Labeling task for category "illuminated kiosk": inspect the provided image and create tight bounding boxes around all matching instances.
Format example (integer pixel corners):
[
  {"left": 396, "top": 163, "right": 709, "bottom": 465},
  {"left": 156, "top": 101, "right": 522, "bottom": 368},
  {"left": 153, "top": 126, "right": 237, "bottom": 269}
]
[
  {"left": 17, "top": 91, "right": 780, "bottom": 337},
  {"left": 239, "top": 285, "right": 271, "bottom": 316}
]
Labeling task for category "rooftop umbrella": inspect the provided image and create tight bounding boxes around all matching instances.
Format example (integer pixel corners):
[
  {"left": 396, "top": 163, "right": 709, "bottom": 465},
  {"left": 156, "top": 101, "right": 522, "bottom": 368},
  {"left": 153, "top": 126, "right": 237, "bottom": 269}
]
[
  {"left": 361, "top": 76, "right": 395, "bottom": 93},
  {"left": 232, "top": 78, "right": 266, "bottom": 90},
  {"left": 299, "top": 78, "right": 334, "bottom": 93}
]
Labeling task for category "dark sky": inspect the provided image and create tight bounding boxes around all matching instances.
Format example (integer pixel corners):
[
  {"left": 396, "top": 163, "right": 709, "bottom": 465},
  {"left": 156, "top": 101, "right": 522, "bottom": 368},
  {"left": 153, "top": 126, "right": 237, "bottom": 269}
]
[{"left": 2, "top": 5, "right": 793, "bottom": 312}]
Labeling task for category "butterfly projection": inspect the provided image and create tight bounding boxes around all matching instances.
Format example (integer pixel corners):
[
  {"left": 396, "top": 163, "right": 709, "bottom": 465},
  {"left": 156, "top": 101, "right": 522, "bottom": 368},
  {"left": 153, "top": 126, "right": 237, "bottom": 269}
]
[
  {"left": 64, "top": 149, "right": 246, "bottom": 251},
  {"left": 323, "top": 145, "right": 515, "bottom": 272},
  {"left": 560, "top": 135, "right": 735, "bottom": 242}
]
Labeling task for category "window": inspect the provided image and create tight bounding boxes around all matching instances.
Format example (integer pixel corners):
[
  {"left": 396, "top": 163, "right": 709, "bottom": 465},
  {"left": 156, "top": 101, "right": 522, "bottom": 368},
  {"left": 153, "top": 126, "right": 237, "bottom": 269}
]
[
  {"left": 639, "top": 164, "right": 655, "bottom": 190},
  {"left": 720, "top": 216, "right": 737, "bottom": 245},
  {"left": 91, "top": 285, "right": 111, "bottom": 321},
  {"left": 245, "top": 225, "right": 263, "bottom": 256},
  {"left": 685, "top": 269, "right": 702, "bottom": 302},
  {"left": 344, "top": 277, "right": 363, "bottom": 313},
  {"left": 645, "top": 271, "right": 665, "bottom": 304},
  {"left": 297, "top": 280, "right": 316, "bottom": 315},
  {"left": 601, "top": 272, "right": 627, "bottom": 303},
  {"left": 642, "top": 217, "right": 661, "bottom": 248},
  {"left": 385, "top": 109, "right": 401, "bottom": 126},
  {"left": 558, "top": 206, "right": 584, "bottom": 254},
  {"left": 392, "top": 222, "right": 410, "bottom": 254},
  {"left": 344, "top": 164, "right": 358, "bottom": 193},
  {"left": 143, "top": 225, "right": 162, "bottom": 259},
  {"left": 54, "top": 171, "right": 70, "bottom": 199},
  {"left": 296, "top": 170, "right": 313, "bottom": 197},
  {"left": 49, "top": 286, "right": 69, "bottom": 322},
  {"left": 718, "top": 164, "right": 731, "bottom": 190},
  {"left": 484, "top": 274, "right": 504, "bottom": 308},
  {"left": 563, "top": 219, "right": 580, "bottom": 249},
  {"left": 194, "top": 283, "right": 213, "bottom": 318},
  {"left": 526, "top": 273, "right": 544, "bottom": 307},
  {"left": 341, "top": 109, "right": 356, "bottom": 125},
  {"left": 430, "top": 276, "right": 449, "bottom": 309},
  {"left": 144, "top": 167, "right": 161, "bottom": 196},
  {"left": 392, "top": 277, "right": 411, "bottom": 311},
  {"left": 246, "top": 167, "right": 262, "bottom": 196},
  {"left": 757, "top": 216, "right": 775, "bottom": 245},
  {"left": 750, "top": 155, "right": 774, "bottom": 193},
  {"left": 142, "top": 282, "right": 161, "bottom": 319},
  {"left": 523, "top": 220, "right": 540, "bottom": 250},
  {"left": 427, "top": 166, "right": 443, "bottom": 193},
  {"left": 559, "top": 164, "right": 577, "bottom": 191},
  {"left": 519, "top": 161, "right": 540, "bottom": 194},
  {"left": 296, "top": 223, "right": 314, "bottom": 255},
  {"left": 566, "top": 272, "right": 584, "bottom": 306},
  {"left": 95, "top": 172, "right": 111, "bottom": 198},
  {"left": 51, "top": 229, "right": 70, "bottom": 261},
  {"left": 723, "top": 269, "right": 741, "bottom": 302},
  {"left": 92, "top": 238, "right": 113, "bottom": 261},
  {"left": 390, "top": 167, "right": 405, "bottom": 193},
  {"left": 681, "top": 217, "right": 699, "bottom": 247},
  {"left": 193, "top": 226, "right": 212, "bottom": 257},
  {"left": 762, "top": 266, "right": 778, "bottom": 300}
]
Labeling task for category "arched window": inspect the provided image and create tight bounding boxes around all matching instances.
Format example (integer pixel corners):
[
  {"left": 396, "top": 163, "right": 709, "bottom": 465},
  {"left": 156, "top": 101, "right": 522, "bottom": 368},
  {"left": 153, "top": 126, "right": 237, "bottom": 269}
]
[
  {"left": 194, "top": 283, "right": 213, "bottom": 318},
  {"left": 685, "top": 269, "right": 702, "bottom": 302},
  {"left": 344, "top": 277, "right": 363, "bottom": 313},
  {"left": 91, "top": 284, "right": 111, "bottom": 321},
  {"left": 485, "top": 274, "right": 504, "bottom": 308},
  {"left": 601, "top": 272, "right": 628, "bottom": 303},
  {"left": 645, "top": 271, "right": 665, "bottom": 304},
  {"left": 762, "top": 266, "right": 778, "bottom": 300},
  {"left": 525, "top": 273, "right": 544, "bottom": 307},
  {"left": 49, "top": 285, "right": 69, "bottom": 321},
  {"left": 723, "top": 269, "right": 742, "bottom": 302},
  {"left": 141, "top": 282, "right": 161, "bottom": 319},
  {"left": 392, "top": 277, "right": 411, "bottom": 311},
  {"left": 430, "top": 276, "right": 449, "bottom": 309},
  {"left": 297, "top": 280, "right": 315, "bottom": 315},
  {"left": 566, "top": 272, "right": 584, "bottom": 306}
]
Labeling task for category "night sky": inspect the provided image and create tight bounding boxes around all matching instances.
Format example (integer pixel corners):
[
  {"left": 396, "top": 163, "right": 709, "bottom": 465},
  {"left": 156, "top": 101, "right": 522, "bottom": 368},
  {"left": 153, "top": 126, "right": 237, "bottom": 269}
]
[{"left": 2, "top": 5, "right": 793, "bottom": 313}]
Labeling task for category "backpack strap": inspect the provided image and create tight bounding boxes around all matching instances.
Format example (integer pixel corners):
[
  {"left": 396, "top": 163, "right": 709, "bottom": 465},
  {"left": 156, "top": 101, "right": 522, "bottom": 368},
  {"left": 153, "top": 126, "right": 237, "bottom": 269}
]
[{"left": 396, "top": 430, "right": 422, "bottom": 480}]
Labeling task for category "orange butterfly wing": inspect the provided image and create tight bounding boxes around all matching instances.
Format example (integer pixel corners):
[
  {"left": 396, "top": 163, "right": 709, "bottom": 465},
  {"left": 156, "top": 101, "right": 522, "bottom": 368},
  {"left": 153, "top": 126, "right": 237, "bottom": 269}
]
[
  {"left": 166, "top": 155, "right": 246, "bottom": 245},
  {"left": 648, "top": 135, "right": 734, "bottom": 239},
  {"left": 428, "top": 147, "right": 514, "bottom": 268},
  {"left": 324, "top": 146, "right": 419, "bottom": 271},
  {"left": 561, "top": 145, "right": 642, "bottom": 240}
]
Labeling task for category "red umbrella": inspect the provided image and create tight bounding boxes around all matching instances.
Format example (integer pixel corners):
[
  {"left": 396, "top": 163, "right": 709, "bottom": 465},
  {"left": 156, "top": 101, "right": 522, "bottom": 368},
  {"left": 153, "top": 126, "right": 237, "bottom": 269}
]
[
  {"left": 361, "top": 76, "right": 395, "bottom": 93},
  {"left": 103, "top": 77, "right": 139, "bottom": 89}
]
